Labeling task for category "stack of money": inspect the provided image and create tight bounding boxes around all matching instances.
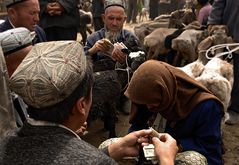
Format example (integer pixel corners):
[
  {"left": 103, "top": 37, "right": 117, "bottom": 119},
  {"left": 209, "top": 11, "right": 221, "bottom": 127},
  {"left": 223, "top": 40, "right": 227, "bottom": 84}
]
[{"left": 143, "top": 144, "right": 157, "bottom": 161}]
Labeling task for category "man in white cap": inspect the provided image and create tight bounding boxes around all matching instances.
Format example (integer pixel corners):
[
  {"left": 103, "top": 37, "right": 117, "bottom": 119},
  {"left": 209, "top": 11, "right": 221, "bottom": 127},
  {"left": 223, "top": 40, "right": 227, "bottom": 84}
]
[
  {"left": 0, "top": 0, "right": 47, "bottom": 44},
  {"left": 84, "top": 0, "right": 141, "bottom": 64},
  {"left": 0, "top": 27, "right": 34, "bottom": 127}
]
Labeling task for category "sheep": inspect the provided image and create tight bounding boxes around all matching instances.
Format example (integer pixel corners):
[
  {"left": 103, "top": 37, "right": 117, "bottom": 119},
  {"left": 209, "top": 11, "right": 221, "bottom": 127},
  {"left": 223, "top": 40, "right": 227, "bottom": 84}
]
[
  {"left": 168, "top": 9, "right": 197, "bottom": 29},
  {"left": 179, "top": 25, "right": 235, "bottom": 79},
  {"left": 171, "top": 28, "right": 208, "bottom": 65},
  {"left": 197, "top": 25, "right": 234, "bottom": 57},
  {"left": 178, "top": 60, "right": 205, "bottom": 78},
  {"left": 133, "top": 21, "right": 168, "bottom": 46},
  {"left": 179, "top": 43, "right": 234, "bottom": 111},
  {"left": 87, "top": 51, "right": 146, "bottom": 138},
  {"left": 195, "top": 57, "right": 233, "bottom": 111},
  {"left": 78, "top": 9, "right": 93, "bottom": 45},
  {"left": 143, "top": 28, "right": 177, "bottom": 60}
]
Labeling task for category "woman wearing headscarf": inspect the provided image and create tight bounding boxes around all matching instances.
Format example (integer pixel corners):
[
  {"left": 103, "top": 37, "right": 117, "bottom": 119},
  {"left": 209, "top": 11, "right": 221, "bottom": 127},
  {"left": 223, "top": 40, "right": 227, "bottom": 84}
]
[{"left": 125, "top": 60, "right": 224, "bottom": 165}]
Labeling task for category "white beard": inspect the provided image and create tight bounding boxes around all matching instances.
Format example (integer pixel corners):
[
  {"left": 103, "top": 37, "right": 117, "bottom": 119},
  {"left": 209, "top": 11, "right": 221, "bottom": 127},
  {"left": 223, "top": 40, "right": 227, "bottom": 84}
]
[{"left": 105, "top": 30, "right": 121, "bottom": 43}]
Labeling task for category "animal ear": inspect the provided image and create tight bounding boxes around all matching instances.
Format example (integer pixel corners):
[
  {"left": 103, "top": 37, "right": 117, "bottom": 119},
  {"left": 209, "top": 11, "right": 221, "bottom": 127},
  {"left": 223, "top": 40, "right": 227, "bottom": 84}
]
[
  {"left": 209, "top": 25, "right": 218, "bottom": 36},
  {"left": 222, "top": 25, "right": 229, "bottom": 35},
  {"left": 198, "top": 37, "right": 213, "bottom": 51},
  {"left": 226, "top": 36, "right": 234, "bottom": 43},
  {"left": 144, "top": 29, "right": 150, "bottom": 36}
]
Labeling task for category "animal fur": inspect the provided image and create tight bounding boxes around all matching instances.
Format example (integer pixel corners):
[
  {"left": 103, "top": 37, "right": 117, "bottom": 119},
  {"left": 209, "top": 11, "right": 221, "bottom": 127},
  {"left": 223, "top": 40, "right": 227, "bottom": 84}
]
[
  {"left": 87, "top": 51, "right": 146, "bottom": 138},
  {"left": 195, "top": 57, "right": 233, "bottom": 111}
]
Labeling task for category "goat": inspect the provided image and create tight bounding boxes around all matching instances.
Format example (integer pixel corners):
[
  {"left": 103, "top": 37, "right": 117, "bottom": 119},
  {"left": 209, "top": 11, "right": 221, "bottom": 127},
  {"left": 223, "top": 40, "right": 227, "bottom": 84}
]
[
  {"left": 78, "top": 9, "right": 93, "bottom": 45},
  {"left": 143, "top": 28, "right": 177, "bottom": 60},
  {"left": 87, "top": 51, "right": 146, "bottom": 138}
]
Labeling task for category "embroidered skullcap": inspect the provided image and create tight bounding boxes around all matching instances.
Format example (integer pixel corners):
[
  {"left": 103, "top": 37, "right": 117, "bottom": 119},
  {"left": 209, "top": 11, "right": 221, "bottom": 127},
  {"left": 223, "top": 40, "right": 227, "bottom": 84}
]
[
  {"left": 104, "top": 0, "right": 125, "bottom": 10},
  {"left": 0, "top": 27, "right": 34, "bottom": 56},
  {"left": 5, "top": 0, "right": 27, "bottom": 8},
  {"left": 9, "top": 41, "right": 88, "bottom": 108}
]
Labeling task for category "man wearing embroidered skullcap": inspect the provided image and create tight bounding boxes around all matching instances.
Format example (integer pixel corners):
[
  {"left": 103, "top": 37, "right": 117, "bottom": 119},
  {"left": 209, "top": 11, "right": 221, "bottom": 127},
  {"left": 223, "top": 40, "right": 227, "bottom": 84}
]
[
  {"left": 84, "top": 0, "right": 141, "bottom": 64},
  {"left": 0, "top": 0, "right": 47, "bottom": 44},
  {"left": 0, "top": 40, "right": 166, "bottom": 164}
]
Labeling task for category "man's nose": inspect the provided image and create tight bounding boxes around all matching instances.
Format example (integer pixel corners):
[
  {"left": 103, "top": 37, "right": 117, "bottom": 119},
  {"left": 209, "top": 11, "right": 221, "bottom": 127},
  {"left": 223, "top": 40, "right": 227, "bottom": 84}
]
[
  {"left": 34, "top": 14, "right": 39, "bottom": 22},
  {"left": 112, "top": 19, "right": 118, "bottom": 25}
]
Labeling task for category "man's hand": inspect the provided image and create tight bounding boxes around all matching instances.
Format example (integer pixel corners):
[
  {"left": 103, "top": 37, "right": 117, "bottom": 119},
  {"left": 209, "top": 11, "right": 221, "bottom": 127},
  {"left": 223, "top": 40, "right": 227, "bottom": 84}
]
[
  {"left": 152, "top": 133, "right": 178, "bottom": 165},
  {"left": 108, "top": 129, "right": 152, "bottom": 160},
  {"left": 46, "top": 2, "right": 64, "bottom": 16},
  {"left": 112, "top": 42, "right": 127, "bottom": 63},
  {"left": 88, "top": 39, "right": 114, "bottom": 55},
  {"left": 76, "top": 122, "right": 87, "bottom": 136}
]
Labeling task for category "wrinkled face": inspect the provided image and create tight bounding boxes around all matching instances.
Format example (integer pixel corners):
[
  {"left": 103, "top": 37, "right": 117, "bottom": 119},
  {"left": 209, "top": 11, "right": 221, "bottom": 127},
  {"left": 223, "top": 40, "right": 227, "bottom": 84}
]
[
  {"left": 102, "top": 6, "right": 126, "bottom": 32},
  {"left": 9, "top": 0, "right": 40, "bottom": 31}
]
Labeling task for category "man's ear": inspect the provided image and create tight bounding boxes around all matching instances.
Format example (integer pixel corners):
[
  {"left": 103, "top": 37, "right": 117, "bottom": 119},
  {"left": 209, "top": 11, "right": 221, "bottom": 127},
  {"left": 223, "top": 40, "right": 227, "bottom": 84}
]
[
  {"left": 73, "top": 97, "right": 86, "bottom": 116},
  {"left": 7, "top": 8, "right": 15, "bottom": 17},
  {"left": 101, "top": 14, "right": 105, "bottom": 22},
  {"left": 124, "top": 15, "right": 127, "bottom": 22}
]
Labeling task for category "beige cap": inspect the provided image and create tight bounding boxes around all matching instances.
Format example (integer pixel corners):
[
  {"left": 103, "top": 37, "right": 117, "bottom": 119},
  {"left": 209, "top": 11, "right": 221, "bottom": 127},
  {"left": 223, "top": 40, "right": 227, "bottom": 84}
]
[{"left": 9, "top": 41, "right": 87, "bottom": 108}]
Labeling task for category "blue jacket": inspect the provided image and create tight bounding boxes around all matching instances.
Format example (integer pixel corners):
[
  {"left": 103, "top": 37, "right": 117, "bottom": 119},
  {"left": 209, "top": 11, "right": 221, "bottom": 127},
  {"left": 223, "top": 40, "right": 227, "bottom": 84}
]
[
  {"left": 84, "top": 28, "right": 140, "bottom": 61},
  {"left": 129, "top": 99, "right": 224, "bottom": 165},
  {"left": 0, "top": 19, "right": 47, "bottom": 44}
]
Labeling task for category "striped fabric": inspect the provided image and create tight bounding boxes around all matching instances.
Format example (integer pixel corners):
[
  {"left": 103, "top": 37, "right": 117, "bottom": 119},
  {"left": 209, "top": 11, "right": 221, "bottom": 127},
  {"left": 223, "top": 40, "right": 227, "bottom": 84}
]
[{"left": 9, "top": 41, "right": 87, "bottom": 108}]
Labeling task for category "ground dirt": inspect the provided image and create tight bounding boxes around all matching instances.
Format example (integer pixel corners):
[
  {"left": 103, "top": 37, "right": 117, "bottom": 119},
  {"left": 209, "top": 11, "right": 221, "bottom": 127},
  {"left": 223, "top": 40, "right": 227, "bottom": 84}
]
[{"left": 81, "top": 22, "right": 239, "bottom": 165}]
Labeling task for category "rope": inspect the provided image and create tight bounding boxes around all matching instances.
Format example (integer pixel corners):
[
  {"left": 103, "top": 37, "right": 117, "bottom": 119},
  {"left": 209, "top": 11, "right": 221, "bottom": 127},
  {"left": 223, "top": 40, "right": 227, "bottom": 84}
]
[
  {"left": 114, "top": 53, "right": 131, "bottom": 92},
  {"left": 205, "top": 43, "right": 239, "bottom": 59}
]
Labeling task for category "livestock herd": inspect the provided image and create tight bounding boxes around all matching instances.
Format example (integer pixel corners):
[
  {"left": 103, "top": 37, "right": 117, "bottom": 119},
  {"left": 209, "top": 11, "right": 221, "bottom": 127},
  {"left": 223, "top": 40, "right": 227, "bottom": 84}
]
[
  {"left": 132, "top": 9, "right": 236, "bottom": 114},
  {"left": 89, "top": 8, "right": 239, "bottom": 138}
]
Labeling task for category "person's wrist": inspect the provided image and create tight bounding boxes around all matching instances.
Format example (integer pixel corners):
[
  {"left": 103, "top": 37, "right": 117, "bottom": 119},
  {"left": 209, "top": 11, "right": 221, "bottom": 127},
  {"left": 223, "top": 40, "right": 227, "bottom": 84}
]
[
  {"left": 159, "top": 156, "right": 175, "bottom": 165},
  {"left": 177, "top": 143, "right": 183, "bottom": 153},
  {"left": 108, "top": 141, "right": 124, "bottom": 161},
  {"left": 87, "top": 48, "right": 97, "bottom": 56}
]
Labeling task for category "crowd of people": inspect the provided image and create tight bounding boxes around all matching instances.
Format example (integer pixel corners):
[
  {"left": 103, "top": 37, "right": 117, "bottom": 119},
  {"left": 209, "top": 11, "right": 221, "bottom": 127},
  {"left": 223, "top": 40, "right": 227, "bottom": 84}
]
[{"left": 0, "top": 0, "right": 238, "bottom": 164}]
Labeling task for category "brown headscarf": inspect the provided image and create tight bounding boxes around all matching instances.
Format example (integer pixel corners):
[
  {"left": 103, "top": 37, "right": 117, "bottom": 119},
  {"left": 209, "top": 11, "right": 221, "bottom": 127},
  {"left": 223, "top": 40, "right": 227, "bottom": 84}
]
[{"left": 124, "top": 60, "right": 223, "bottom": 122}]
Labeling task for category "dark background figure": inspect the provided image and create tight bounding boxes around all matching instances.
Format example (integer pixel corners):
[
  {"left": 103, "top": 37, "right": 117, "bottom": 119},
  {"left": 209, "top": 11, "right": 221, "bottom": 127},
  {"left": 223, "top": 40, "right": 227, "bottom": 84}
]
[
  {"left": 208, "top": 0, "right": 239, "bottom": 125},
  {"left": 39, "top": 0, "right": 80, "bottom": 41},
  {"left": 196, "top": 0, "right": 212, "bottom": 26},
  {"left": 126, "top": 0, "right": 138, "bottom": 23},
  {"left": 149, "top": 0, "right": 159, "bottom": 20},
  {"left": 209, "top": 0, "right": 214, "bottom": 4},
  {"left": 159, "top": 0, "right": 185, "bottom": 15},
  {"left": 92, "top": 0, "right": 104, "bottom": 31}
]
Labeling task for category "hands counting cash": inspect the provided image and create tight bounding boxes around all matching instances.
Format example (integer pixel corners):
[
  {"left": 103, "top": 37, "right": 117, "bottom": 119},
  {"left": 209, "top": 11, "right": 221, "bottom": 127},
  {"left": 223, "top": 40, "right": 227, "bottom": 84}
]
[{"left": 143, "top": 127, "right": 160, "bottom": 161}]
